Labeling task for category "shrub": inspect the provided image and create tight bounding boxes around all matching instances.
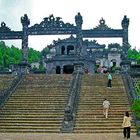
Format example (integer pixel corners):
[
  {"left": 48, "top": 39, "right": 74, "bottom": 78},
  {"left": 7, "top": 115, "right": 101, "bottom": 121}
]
[{"left": 132, "top": 99, "right": 140, "bottom": 120}]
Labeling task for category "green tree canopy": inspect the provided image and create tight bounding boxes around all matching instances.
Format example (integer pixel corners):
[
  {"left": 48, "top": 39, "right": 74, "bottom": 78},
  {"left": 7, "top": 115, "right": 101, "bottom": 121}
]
[
  {"left": 0, "top": 41, "right": 42, "bottom": 68},
  {"left": 128, "top": 49, "right": 140, "bottom": 62}
]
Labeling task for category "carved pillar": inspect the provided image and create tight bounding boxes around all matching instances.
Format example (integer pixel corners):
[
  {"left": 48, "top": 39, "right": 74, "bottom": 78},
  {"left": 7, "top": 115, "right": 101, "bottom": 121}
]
[
  {"left": 121, "top": 15, "right": 129, "bottom": 60},
  {"left": 121, "top": 15, "right": 131, "bottom": 72},
  {"left": 75, "top": 12, "right": 83, "bottom": 57},
  {"left": 21, "top": 14, "right": 30, "bottom": 63},
  {"left": 65, "top": 46, "right": 67, "bottom": 55}
]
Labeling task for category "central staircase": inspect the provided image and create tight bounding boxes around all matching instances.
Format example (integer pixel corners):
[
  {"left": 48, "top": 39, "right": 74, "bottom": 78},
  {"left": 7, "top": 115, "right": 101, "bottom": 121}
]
[
  {"left": 74, "top": 74, "right": 136, "bottom": 133},
  {"left": 0, "top": 73, "right": 136, "bottom": 133},
  {"left": 0, "top": 74, "right": 72, "bottom": 133}
]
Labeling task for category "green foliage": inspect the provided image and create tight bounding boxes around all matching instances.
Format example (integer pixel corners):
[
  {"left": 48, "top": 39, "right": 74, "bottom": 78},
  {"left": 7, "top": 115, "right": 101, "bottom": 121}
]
[
  {"left": 128, "top": 49, "right": 140, "bottom": 62},
  {"left": 132, "top": 82, "right": 140, "bottom": 120},
  {"left": 28, "top": 48, "right": 41, "bottom": 63},
  {"left": 0, "top": 41, "right": 42, "bottom": 68},
  {"left": 41, "top": 47, "right": 50, "bottom": 58},
  {"left": 132, "top": 99, "right": 140, "bottom": 120},
  {"left": 0, "top": 41, "right": 22, "bottom": 67},
  {"left": 137, "top": 81, "right": 140, "bottom": 95}
]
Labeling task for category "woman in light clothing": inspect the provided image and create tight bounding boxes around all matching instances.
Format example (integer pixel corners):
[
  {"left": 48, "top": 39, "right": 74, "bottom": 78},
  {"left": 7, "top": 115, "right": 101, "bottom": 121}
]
[{"left": 122, "top": 111, "right": 131, "bottom": 139}]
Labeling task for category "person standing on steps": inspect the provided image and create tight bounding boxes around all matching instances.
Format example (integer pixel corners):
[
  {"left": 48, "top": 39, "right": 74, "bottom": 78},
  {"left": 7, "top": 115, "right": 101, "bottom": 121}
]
[
  {"left": 103, "top": 98, "right": 110, "bottom": 119},
  {"left": 122, "top": 111, "right": 131, "bottom": 139},
  {"left": 110, "top": 60, "right": 113, "bottom": 72},
  {"left": 107, "top": 72, "right": 112, "bottom": 88}
]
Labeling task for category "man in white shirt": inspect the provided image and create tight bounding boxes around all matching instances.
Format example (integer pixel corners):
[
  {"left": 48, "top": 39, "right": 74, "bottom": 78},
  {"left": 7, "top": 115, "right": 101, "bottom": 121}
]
[{"left": 103, "top": 98, "right": 110, "bottom": 118}]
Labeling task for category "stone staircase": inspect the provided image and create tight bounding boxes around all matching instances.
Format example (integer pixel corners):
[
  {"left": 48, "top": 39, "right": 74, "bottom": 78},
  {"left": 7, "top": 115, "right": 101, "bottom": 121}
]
[
  {"left": 0, "top": 73, "right": 137, "bottom": 133},
  {"left": 0, "top": 74, "right": 14, "bottom": 91},
  {"left": 74, "top": 74, "right": 136, "bottom": 133},
  {"left": 0, "top": 74, "right": 72, "bottom": 133}
]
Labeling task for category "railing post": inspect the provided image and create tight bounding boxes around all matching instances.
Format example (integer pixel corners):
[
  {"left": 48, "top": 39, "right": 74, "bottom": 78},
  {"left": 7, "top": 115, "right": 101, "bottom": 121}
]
[
  {"left": 122, "top": 72, "right": 140, "bottom": 136},
  {"left": 61, "top": 63, "right": 83, "bottom": 132},
  {"left": 61, "top": 106, "right": 74, "bottom": 131}
]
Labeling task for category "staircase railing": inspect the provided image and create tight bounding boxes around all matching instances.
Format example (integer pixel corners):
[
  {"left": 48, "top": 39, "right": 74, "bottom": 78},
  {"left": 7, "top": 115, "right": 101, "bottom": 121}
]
[
  {"left": 0, "top": 73, "right": 24, "bottom": 108},
  {"left": 61, "top": 70, "right": 83, "bottom": 132},
  {"left": 121, "top": 72, "right": 140, "bottom": 136},
  {"left": 122, "top": 73, "right": 139, "bottom": 102}
]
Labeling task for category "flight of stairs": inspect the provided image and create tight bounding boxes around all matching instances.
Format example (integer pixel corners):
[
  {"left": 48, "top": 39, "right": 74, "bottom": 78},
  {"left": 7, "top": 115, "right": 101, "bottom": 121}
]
[
  {"left": 0, "top": 74, "right": 72, "bottom": 133},
  {"left": 0, "top": 74, "right": 14, "bottom": 91},
  {"left": 74, "top": 74, "right": 136, "bottom": 133}
]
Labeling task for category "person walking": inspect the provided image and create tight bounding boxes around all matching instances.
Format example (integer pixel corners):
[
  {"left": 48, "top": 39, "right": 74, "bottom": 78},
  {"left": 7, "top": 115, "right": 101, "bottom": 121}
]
[
  {"left": 122, "top": 111, "right": 131, "bottom": 139},
  {"left": 103, "top": 98, "right": 110, "bottom": 118},
  {"left": 107, "top": 72, "right": 112, "bottom": 88}
]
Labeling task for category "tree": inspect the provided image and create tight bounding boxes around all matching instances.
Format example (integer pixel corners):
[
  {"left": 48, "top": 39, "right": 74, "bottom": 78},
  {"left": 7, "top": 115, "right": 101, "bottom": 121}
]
[
  {"left": 0, "top": 41, "right": 42, "bottom": 68},
  {"left": 41, "top": 47, "right": 50, "bottom": 58},
  {"left": 28, "top": 48, "right": 41, "bottom": 63},
  {"left": 128, "top": 48, "right": 140, "bottom": 63}
]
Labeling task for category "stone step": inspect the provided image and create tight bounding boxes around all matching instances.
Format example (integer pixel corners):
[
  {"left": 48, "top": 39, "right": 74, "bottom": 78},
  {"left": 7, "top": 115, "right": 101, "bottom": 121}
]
[
  {"left": 0, "top": 126, "right": 61, "bottom": 129},
  {"left": 0, "top": 118, "right": 63, "bottom": 121},
  {"left": 76, "top": 112, "right": 129, "bottom": 115},
  {"left": 7, "top": 100, "right": 67, "bottom": 103},
  {"left": 16, "top": 87, "right": 70, "bottom": 89},
  {"left": 75, "top": 117, "right": 127, "bottom": 121},
  {"left": 76, "top": 115, "right": 126, "bottom": 119},
  {"left": 10, "top": 95, "right": 68, "bottom": 97},
  {"left": 1, "top": 108, "right": 65, "bottom": 111},
  {"left": 74, "top": 126, "right": 136, "bottom": 130},
  {"left": 77, "top": 107, "right": 130, "bottom": 109},
  {"left": 75, "top": 124, "right": 136, "bottom": 127},
  {"left": 74, "top": 129, "right": 136, "bottom": 133},
  {"left": 0, "top": 128, "right": 60, "bottom": 133},
  {"left": 0, "top": 124, "right": 61, "bottom": 127},
  {"left": 75, "top": 119, "right": 135, "bottom": 123},
  {"left": 0, "top": 114, "right": 64, "bottom": 117},
  {"left": 77, "top": 102, "right": 129, "bottom": 104},
  {"left": 0, "top": 109, "right": 65, "bottom": 112},
  {"left": 0, "top": 120, "right": 61, "bottom": 123},
  {"left": 0, "top": 110, "right": 65, "bottom": 114},
  {"left": 5, "top": 102, "right": 67, "bottom": 105}
]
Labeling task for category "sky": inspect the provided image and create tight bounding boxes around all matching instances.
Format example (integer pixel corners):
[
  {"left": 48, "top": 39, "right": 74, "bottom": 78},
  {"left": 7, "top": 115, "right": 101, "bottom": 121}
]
[{"left": 0, "top": 0, "right": 140, "bottom": 51}]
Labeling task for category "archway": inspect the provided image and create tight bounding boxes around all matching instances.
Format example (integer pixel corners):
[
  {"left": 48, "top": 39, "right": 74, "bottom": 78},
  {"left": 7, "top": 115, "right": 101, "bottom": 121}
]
[
  {"left": 63, "top": 65, "right": 74, "bottom": 74},
  {"left": 0, "top": 13, "right": 129, "bottom": 72},
  {"left": 56, "top": 66, "right": 61, "bottom": 74}
]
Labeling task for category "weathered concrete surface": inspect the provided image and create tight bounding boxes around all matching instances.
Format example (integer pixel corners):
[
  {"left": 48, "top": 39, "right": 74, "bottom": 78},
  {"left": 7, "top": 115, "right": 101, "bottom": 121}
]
[{"left": 0, "top": 133, "right": 139, "bottom": 140}]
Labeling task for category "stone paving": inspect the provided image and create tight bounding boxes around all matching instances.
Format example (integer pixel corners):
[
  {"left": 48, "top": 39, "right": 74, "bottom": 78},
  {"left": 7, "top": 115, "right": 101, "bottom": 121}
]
[{"left": 0, "top": 133, "right": 139, "bottom": 140}]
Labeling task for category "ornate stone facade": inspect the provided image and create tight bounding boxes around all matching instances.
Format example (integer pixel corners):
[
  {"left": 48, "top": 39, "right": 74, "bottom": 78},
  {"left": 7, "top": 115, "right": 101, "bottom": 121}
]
[
  {"left": 46, "top": 36, "right": 122, "bottom": 74},
  {"left": 0, "top": 13, "right": 130, "bottom": 73}
]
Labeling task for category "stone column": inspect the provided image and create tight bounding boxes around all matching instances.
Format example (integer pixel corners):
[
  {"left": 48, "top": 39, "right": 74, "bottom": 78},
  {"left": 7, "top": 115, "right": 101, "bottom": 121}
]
[
  {"left": 21, "top": 14, "right": 30, "bottom": 64},
  {"left": 121, "top": 15, "right": 129, "bottom": 60},
  {"left": 20, "top": 14, "right": 30, "bottom": 74},
  {"left": 121, "top": 15, "right": 131, "bottom": 72},
  {"left": 75, "top": 12, "right": 83, "bottom": 57},
  {"left": 65, "top": 46, "right": 67, "bottom": 55}
]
